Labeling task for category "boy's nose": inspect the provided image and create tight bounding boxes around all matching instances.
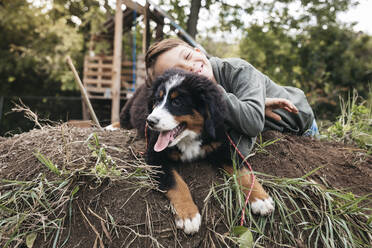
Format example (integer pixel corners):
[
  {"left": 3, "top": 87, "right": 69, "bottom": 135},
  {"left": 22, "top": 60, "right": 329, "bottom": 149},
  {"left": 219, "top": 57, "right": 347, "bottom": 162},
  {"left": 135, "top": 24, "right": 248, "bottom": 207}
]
[{"left": 187, "top": 63, "right": 194, "bottom": 73}]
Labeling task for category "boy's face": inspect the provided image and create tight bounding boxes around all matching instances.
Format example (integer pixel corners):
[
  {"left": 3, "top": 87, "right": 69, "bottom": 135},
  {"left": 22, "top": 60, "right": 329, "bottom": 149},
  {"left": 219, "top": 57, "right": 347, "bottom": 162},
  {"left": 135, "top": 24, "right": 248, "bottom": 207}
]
[{"left": 153, "top": 45, "right": 216, "bottom": 83}]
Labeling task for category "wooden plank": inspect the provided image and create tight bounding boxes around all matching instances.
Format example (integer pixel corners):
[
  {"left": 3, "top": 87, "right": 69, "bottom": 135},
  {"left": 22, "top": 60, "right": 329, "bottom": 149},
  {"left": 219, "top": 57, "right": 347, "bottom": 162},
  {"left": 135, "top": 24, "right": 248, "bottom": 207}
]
[
  {"left": 123, "top": 0, "right": 145, "bottom": 15},
  {"left": 85, "top": 64, "right": 113, "bottom": 69},
  {"left": 111, "top": 0, "right": 123, "bottom": 123},
  {"left": 85, "top": 63, "right": 133, "bottom": 69},
  {"left": 85, "top": 79, "right": 114, "bottom": 85}
]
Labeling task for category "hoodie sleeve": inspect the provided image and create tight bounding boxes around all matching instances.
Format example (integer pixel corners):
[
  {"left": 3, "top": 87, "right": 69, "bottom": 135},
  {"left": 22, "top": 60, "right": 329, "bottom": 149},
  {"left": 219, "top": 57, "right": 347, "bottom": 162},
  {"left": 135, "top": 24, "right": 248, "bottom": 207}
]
[{"left": 216, "top": 60, "right": 267, "bottom": 137}]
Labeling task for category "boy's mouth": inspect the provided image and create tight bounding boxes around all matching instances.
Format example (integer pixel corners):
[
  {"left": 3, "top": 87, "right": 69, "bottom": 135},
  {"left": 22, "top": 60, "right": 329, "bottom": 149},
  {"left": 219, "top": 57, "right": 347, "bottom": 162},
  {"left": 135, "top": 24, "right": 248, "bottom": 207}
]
[{"left": 196, "top": 64, "right": 204, "bottom": 74}]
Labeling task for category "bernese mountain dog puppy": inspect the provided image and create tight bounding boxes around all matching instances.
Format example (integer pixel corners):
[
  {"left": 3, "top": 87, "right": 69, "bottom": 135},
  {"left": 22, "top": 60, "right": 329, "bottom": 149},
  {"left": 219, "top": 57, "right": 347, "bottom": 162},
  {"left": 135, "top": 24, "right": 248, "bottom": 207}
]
[{"left": 146, "top": 69, "right": 274, "bottom": 234}]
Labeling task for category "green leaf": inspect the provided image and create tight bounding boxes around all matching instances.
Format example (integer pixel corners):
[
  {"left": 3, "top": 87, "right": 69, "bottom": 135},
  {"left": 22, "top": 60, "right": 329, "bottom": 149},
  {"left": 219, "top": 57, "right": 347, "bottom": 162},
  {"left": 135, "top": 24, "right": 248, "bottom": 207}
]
[
  {"left": 71, "top": 185, "right": 80, "bottom": 197},
  {"left": 232, "top": 226, "right": 248, "bottom": 236},
  {"left": 239, "top": 230, "right": 253, "bottom": 248},
  {"left": 232, "top": 226, "right": 254, "bottom": 248},
  {"left": 26, "top": 232, "right": 37, "bottom": 248}
]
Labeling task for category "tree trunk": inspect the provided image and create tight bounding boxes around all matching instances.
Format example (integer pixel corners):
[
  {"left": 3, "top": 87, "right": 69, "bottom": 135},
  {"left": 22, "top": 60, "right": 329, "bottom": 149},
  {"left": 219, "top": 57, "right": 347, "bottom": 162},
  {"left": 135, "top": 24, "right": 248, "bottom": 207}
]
[{"left": 186, "top": 0, "right": 202, "bottom": 38}]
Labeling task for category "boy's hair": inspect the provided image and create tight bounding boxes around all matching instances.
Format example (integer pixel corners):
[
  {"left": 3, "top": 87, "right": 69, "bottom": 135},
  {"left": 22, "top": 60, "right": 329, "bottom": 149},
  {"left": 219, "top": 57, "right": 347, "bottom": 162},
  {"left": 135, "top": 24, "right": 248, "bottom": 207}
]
[{"left": 145, "top": 38, "right": 192, "bottom": 84}]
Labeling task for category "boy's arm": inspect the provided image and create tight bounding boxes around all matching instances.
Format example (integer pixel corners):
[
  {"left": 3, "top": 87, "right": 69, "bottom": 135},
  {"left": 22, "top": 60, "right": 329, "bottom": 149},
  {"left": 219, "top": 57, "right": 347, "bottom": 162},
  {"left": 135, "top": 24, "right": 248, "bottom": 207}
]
[{"left": 217, "top": 65, "right": 267, "bottom": 137}]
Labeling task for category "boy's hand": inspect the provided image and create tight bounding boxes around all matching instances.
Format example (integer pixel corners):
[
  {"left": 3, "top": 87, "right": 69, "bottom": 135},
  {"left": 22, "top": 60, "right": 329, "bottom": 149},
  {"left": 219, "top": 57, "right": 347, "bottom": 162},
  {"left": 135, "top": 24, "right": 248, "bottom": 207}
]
[{"left": 265, "top": 98, "right": 298, "bottom": 121}]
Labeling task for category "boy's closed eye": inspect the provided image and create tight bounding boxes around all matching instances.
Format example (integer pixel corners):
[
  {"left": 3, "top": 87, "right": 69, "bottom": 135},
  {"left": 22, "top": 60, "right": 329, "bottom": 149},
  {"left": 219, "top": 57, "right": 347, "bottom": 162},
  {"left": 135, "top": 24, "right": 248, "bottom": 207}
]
[{"left": 185, "top": 52, "right": 191, "bottom": 60}]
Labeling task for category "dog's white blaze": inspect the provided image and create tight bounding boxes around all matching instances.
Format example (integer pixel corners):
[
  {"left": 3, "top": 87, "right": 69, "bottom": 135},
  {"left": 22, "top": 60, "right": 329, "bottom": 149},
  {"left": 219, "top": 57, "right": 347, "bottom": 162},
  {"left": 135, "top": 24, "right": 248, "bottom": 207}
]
[
  {"left": 148, "top": 74, "right": 185, "bottom": 130},
  {"left": 165, "top": 74, "right": 184, "bottom": 91}
]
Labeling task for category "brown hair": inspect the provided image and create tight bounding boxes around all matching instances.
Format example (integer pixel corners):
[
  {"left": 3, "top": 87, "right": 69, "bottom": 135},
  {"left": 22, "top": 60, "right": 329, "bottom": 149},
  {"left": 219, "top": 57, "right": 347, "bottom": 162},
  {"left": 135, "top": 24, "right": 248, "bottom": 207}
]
[{"left": 145, "top": 38, "right": 192, "bottom": 84}]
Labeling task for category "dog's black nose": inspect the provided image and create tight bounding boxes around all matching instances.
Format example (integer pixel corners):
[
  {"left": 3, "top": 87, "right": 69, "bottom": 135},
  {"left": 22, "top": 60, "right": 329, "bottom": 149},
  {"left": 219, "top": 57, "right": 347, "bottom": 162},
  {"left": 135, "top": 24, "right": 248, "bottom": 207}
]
[{"left": 147, "top": 116, "right": 159, "bottom": 128}]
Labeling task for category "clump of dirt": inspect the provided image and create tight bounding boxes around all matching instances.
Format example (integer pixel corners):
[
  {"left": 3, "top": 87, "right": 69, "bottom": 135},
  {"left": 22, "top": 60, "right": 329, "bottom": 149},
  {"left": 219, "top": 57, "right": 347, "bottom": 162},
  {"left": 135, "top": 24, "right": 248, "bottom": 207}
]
[{"left": 0, "top": 126, "right": 371, "bottom": 247}]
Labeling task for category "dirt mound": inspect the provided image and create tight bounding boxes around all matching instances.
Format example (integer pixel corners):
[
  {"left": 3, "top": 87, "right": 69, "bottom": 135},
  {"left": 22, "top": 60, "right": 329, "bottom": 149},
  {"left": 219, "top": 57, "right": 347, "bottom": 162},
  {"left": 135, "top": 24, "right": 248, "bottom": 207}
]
[
  {"left": 0, "top": 126, "right": 371, "bottom": 247},
  {"left": 249, "top": 131, "right": 372, "bottom": 197}
]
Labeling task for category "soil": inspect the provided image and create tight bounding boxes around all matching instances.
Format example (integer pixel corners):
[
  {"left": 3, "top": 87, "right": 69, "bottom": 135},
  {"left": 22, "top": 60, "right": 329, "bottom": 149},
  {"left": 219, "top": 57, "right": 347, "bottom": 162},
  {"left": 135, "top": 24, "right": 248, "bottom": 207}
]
[{"left": 0, "top": 125, "right": 371, "bottom": 247}]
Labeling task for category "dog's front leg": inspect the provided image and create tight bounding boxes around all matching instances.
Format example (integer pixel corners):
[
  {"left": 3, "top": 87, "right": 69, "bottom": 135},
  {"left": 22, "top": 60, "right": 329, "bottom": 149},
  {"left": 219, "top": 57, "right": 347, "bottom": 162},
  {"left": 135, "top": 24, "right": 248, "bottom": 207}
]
[
  {"left": 224, "top": 165, "right": 274, "bottom": 216},
  {"left": 166, "top": 169, "right": 201, "bottom": 234}
]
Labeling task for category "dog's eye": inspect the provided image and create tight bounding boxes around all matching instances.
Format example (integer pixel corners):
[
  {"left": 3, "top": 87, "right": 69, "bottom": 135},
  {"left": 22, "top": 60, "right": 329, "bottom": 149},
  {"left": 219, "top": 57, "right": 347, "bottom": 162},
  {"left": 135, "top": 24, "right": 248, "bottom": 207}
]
[{"left": 172, "top": 98, "right": 181, "bottom": 107}]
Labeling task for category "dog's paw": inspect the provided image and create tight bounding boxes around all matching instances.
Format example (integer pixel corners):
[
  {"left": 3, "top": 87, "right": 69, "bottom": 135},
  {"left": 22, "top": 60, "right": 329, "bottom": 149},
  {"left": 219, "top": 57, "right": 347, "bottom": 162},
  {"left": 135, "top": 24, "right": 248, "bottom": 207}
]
[
  {"left": 175, "top": 212, "right": 201, "bottom": 234},
  {"left": 251, "top": 197, "right": 274, "bottom": 216}
]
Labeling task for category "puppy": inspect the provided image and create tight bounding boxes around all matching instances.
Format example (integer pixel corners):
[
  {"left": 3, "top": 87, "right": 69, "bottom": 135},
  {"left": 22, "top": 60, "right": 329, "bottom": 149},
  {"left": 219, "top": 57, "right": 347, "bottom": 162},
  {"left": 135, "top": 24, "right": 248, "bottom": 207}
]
[{"left": 145, "top": 69, "right": 274, "bottom": 234}]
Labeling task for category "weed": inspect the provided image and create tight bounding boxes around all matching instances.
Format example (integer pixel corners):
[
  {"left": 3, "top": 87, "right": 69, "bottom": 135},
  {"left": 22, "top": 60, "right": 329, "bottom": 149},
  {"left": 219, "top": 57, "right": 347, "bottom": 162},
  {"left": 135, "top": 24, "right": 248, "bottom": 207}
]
[
  {"left": 34, "top": 151, "right": 62, "bottom": 176},
  {"left": 323, "top": 88, "right": 372, "bottom": 153},
  {"left": 86, "top": 133, "right": 121, "bottom": 177},
  {"left": 255, "top": 133, "right": 281, "bottom": 154}
]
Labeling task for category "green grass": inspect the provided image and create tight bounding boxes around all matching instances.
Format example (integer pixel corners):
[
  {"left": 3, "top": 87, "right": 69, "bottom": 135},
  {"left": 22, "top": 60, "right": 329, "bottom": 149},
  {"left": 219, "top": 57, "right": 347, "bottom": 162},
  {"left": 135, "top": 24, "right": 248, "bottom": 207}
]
[
  {"left": 0, "top": 175, "right": 75, "bottom": 248},
  {"left": 321, "top": 88, "right": 372, "bottom": 153},
  {"left": 86, "top": 132, "right": 121, "bottom": 177},
  {"left": 208, "top": 170, "right": 372, "bottom": 248},
  {"left": 0, "top": 132, "right": 156, "bottom": 248}
]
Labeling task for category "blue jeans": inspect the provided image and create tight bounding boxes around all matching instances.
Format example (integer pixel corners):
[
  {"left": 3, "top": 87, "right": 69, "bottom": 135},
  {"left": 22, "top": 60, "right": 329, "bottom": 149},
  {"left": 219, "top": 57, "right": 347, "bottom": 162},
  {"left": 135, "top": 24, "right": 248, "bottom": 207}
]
[{"left": 303, "top": 119, "right": 319, "bottom": 137}]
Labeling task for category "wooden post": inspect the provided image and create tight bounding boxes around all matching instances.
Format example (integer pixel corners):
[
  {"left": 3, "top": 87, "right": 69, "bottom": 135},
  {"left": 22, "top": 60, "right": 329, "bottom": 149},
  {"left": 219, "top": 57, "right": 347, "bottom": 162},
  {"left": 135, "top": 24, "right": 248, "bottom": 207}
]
[
  {"left": 82, "top": 101, "right": 89, "bottom": 120},
  {"left": 66, "top": 56, "right": 102, "bottom": 128},
  {"left": 111, "top": 0, "right": 123, "bottom": 124},
  {"left": 142, "top": 1, "right": 150, "bottom": 54}
]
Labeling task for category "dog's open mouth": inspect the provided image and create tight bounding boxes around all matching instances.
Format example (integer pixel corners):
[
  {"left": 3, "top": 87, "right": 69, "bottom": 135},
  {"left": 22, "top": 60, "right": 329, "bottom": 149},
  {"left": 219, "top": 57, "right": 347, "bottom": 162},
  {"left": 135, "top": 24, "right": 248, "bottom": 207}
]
[{"left": 154, "top": 123, "right": 186, "bottom": 152}]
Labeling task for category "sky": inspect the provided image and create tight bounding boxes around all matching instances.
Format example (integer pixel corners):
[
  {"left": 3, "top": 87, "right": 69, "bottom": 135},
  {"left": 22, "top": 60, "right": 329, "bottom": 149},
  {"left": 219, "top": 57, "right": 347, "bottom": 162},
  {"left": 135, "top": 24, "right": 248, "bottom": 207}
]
[{"left": 338, "top": 0, "right": 372, "bottom": 35}]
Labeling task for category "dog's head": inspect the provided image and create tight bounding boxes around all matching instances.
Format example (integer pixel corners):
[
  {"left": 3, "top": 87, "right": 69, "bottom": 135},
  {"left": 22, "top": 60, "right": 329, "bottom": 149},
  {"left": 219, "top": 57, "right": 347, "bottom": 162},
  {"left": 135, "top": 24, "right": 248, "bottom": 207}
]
[{"left": 147, "top": 69, "right": 226, "bottom": 152}]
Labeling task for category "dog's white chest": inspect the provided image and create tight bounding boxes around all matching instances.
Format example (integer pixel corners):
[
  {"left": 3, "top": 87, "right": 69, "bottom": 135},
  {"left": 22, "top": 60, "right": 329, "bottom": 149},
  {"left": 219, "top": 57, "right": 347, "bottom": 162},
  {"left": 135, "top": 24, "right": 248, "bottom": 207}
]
[{"left": 177, "top": 138, "right": 205, "bottom": 162}]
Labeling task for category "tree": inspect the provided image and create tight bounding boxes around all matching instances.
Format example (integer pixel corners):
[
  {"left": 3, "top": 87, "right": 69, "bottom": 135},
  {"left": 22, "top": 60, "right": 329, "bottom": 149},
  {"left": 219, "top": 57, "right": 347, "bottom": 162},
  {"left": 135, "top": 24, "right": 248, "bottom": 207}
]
[
  {"left": 186, "top": 0, "right": 202, "bottom": 38},
  {"left": 0, "top": 0, "right": 83, "bottom": 95}
]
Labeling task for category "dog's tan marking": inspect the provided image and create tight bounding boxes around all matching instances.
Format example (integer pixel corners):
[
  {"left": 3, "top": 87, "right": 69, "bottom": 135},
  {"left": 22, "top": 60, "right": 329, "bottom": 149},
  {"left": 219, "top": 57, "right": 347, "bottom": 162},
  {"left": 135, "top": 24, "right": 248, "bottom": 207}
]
[
  {"left": 223, "top": 165, "right": 269, "bottom": 201},
  {"left": 159, "top": 90, "right": 164, "bottom": 99},
  {"left": 202, "top": 142, "right": 222, "bottom": 154},
  {"left": 166, "top": 170, "right": 199, "bottom": 220},
  {"left": 170, "top": 90, "right": 179, "bottom": 99},
  {"left": 174, "top": 110, "right": 204, "bottom": 133},
  {"left": 169, "top": 151, "right": 181, "bottom": 161}
]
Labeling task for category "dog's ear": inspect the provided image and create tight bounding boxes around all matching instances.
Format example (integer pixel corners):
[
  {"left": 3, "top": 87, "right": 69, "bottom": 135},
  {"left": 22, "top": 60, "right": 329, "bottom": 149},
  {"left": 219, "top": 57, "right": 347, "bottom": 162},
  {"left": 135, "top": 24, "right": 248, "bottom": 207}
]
[
  {"left": 200, "top": 89, "right": 225, "bottom": 139},
  {"left": 204, "top": 99, "right": 217, "bottom": 138}
]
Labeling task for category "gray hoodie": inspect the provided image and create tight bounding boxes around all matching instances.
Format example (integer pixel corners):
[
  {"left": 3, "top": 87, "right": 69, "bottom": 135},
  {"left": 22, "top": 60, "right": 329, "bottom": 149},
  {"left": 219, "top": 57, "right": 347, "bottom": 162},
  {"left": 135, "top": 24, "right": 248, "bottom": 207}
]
[{"left": 210, "top": 57, "right": 314, "bottom": 158}]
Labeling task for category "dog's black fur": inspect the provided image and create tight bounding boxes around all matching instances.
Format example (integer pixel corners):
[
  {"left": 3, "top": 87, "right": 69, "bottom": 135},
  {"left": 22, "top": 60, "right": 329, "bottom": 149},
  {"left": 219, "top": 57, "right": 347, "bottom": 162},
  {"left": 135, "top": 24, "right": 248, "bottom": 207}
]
[
  {"left": 119, "top": 83, "right": 149, "bottom": 138},
  {"left": 145, "top": 69, "right": 231, "bottom": 191}
]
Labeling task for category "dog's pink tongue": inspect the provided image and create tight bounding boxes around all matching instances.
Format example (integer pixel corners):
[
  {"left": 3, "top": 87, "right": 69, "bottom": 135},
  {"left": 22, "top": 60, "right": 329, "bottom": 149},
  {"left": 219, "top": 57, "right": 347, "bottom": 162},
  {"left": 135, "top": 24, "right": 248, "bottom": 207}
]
[{"left": 154, "top": 131, "right": 172, "bottom": 152}]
